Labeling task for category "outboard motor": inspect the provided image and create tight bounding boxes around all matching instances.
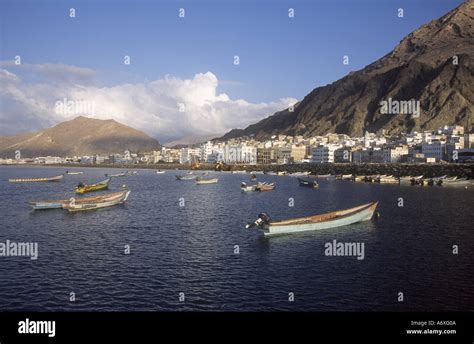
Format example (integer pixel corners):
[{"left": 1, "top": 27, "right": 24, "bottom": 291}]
[{"left": 246, "top": 212, "right": 271, "bottom": 229}]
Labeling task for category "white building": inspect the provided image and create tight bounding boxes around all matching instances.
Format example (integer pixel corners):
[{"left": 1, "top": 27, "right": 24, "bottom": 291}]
[
  {"left": 311, "top": 144, "right": 341, "bottom": 163},
  {"left": 422, "top": 141, "right": 446, "bottom": 161}
]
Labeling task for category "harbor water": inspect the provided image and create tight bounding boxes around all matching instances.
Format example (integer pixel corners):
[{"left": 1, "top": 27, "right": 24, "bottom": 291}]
[{"left": 0, "top": 166, "right": 473, "bottom": 311}]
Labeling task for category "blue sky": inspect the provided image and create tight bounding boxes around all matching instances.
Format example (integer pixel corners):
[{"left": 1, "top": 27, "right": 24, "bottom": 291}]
[{"left": 0, "top": 0, "right": 465, "bottom": 141}]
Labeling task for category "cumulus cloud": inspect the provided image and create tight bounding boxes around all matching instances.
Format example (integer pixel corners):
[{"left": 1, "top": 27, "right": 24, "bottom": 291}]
[{"left": 0, "top": 62, "right": 297, "bottom": 142}]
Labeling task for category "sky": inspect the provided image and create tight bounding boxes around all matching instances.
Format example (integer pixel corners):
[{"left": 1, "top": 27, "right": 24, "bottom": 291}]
[{"left": 0, "top": 0, "right": 465, "bottom": 143}]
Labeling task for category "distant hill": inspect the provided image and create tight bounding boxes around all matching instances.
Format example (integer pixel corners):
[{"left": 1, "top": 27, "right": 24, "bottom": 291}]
[
  {"left": 220, "top": 0, "right": 474, "bottom": 141},
  {"left": 0, "top": 116, "right": 161, "bottom": 157}
]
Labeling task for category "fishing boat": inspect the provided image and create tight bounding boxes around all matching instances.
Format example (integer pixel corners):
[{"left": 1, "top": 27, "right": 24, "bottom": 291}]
[
  {"left": 441, "top": 177, "right": 472, "bottom": 187},
  {"left": 155, "top": 170, "right": 165, "bottom": 174},
  {"left": 427, "top": 175, "right": 446, "bottom": 186},
  {"left": 297, "top": 177, "right": 319, "bottom": 188},
  {"left": 277, "top": 171, "right": 289, "bottom": 176},
  {"left": 9, "top": 174, "right": 64, "bottom": 183},
  {"left": 106, "top": 172, "right": 126, "bottom": 177},
  {"left": 352, "top": 175, "right": 365, "bottom": 182},
  {"left": 196, "top": 178, "right": 219, "bottom": 185},
  {"left": 246, "top": 202, "right": 378, "bottom": 236},
  {"left": 336, "top": 174, "right": 352, "bottom": 180},
  {"left": 249, "top": 171, "right": 264, "bottom": 175},
  {"left": 66, "top": 171, "right": 84, "bottom": 175},
  {"left": 176, "top": 174, "right": 197, "bottom": 180},
  {"left": 256, "top": 182, "right": 275, "bottom": 192},
  {"left": 289, "top": 171, "right": 310, "bottom": 177},
  {"left": 64, "top": 190, "right": 130, "bottom": 212},
  {"left": 75, "top": 178, "right": 111, "bottom": 194},
  {"left": 377, "top": 175, "right": 399, "bottom": 184},
  {"left": 317, "top": 174, "right": 331, "bottom": 178},
  {"left": 240, "top": 182, "right": 257, "bottom": 192},
  {"left": 29, "top": 191, "right": 129, "bottom": 210},
  {"left": 232, "top": 170, "right": 247, "bottom": 174},
  {"left": 265, "top": 171, "right": 277, "bottom": 176}
]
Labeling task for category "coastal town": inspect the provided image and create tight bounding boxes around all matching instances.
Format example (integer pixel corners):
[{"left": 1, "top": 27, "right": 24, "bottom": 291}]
[{"left": 2, "top": 124, "right": 473, "bottom": 166}]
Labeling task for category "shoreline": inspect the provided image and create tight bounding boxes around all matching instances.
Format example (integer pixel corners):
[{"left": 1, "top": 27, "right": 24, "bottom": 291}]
[{"left": 2, "top": 162, "right": 473, "bottom": 178}]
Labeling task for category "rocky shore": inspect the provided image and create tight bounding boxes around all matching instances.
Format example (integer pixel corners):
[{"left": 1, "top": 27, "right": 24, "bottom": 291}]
[{"left": 15, "top": 162, "right": 474, "bottom": 178}]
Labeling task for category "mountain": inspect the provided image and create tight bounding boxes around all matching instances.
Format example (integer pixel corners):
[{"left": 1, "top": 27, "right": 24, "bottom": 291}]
[
  {"left": 220, "top": 0, "right": 474, "bottom": 141},
  {"left": 164, "top": 133, "right": 223, "bottom": 148},
  {"left": 0, "top": 116, "right": 161, "bottom": 158}
]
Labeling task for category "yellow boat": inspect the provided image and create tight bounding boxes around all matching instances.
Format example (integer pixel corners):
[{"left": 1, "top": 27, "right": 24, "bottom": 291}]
[{"left": 75, "top": 178, "right": 111, "bottom": 194}]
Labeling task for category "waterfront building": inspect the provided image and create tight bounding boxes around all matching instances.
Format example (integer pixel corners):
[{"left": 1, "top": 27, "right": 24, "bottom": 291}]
[
  {"left": 312, "top": 144, "right": 341, "bottom": 163},
  {"left": 422, "top": 141, "right": 446, "bottom": 161}
]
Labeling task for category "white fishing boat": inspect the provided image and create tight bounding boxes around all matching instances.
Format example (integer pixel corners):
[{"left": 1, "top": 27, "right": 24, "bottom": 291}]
[
  {"left": 155, "top": 170, "right": 165, "bottom": 174},
  {"left": 441, "top": 177, "right": 472, "bottom": 187},
  {"left": 63, "top": 190, "right": 130, "bottom": 212},
  {"left": 66, "top": 171, "right": 84, "bottom": 175},
  {"left": 290, "top": 172, "right": 310, "bottom": 177},
  {"left": 232, "top": 170, "right": 247, "bottom": 174},
  {"left": 316, "top": 174, "right": 331, "bottom": 178},
  {"left": 106, "top": 172, "right": 126, "bottom": 177},
  {"left": 246, "top": 202, "right": 378, "bottom": 236},
  {"left": 9, "top": 174, "right": 64, "bottom": 183},
  {"left": 29, "top": 191, "right": 129, "bottom": 210},
  {"left": 196, "top": 178, "right": 219, "bottom": 185},
  {"left": 240, "top": 182, "right": 257, "bottom": 192}
]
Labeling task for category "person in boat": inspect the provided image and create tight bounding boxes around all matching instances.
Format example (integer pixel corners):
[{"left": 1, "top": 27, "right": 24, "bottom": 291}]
[{"left": 77, "top": 182, "right": 85, "bottom": 188}]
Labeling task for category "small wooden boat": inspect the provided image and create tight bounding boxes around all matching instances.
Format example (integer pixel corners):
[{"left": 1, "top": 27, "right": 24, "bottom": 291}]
[
  {"left": 66, "top": 171, "right": 84, "bottom": 175},
  {"left": 290, "top": 172, "right": 310, "bottom": 177},
  {"left": 298, "top": 177, "right": 319, "bottom": 188},
  {"left": 9, "top": 174, "right": 64, "bottom": 183},
  {"left": 8, "top": 174, "right": 64, "bottom": 183},
  {"left": 246, "top": 202, "right": 378, "bottom": 236},
  {"left": 63, "top": 190, "right": 130, "bottom": 212},
  {"left": 256, "top": 182, "right": 275, "bottom": 192},
  {"left": 155, "top": 170, "right": 165, "bottom": 174},
  {"left": 336, "top": 174, "right": 352, "bottom": 180},
  {"left": 196, "top": 178, "right": 219, "bottom": 185},
  {"left": 241, "top": 182, "right": 257, "bottom": 192},
  {"left": 176, "top": 174, "right": 197, "bottom": 180},
  {"left": 441, "top": 177, "right": 472, "bottom": 187},
  {"left": 29, "top": 191, "right": 129, "bottom": 210},
  {"left": 316, "top": 174, "right": 331, "bottom": 178},
  {"left": 377, "top": 175, "right": 399, "bottom": 184},
  {"left": 75, "top": 178, "right": 111, "bottom": 194},
  {"left": 106, "top": 172, "right": 126, "bottom": 177}
]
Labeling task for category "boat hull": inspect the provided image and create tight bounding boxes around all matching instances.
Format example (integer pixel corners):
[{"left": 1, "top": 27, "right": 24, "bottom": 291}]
[
  {"left": 261, "top": 202, "right": 378, "bottom": 236},
  {"left": 65, "top": 191, "right": 130, "bottom": 212}
]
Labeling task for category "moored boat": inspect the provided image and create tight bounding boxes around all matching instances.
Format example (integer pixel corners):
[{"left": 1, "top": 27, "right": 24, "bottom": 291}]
[
  {"left": 297, "top": 177, "right": 319, "bottom": 188},
  {"left": 64, "top": 190, "right": 130, "bottom": 212},
  {"left": 256, "top": 182, "right": 275, "bottom": 191},
  {"left": 316, "top": 174, "right": 331, "bottom": 178},
  {"left": 75, "top": 178, "right": 111, "bottom": 194},
  {"left": 196, "top": 177, "right": 219, "bottom": 185},
  {"left": 66, "top": 171, "right": 84, "bottom": 175},
  {"left": 29, "top": 191, "right": 129, "bottom": 210},
  {"left": 176, "top": 174, "right": 197, "bottom": 180},
  {"left": 155, "top": 170, "right": 165, "bottom": 174},
  {"left": 9, "top": 174, "right": 64, "bottom": 183},
  {"left": 246, "top": 202, "right": 378, "bottom": 236},
  {"left": 106, "top": 172, "right": 126, "bottom": 177},
  {"left": 240, "top": 182, "right": 257, "bottom": 192}
]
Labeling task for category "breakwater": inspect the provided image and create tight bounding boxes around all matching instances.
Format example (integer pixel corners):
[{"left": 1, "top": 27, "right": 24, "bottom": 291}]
[{"left": 9, "top": 162, "right": 473, "bottom": 178}]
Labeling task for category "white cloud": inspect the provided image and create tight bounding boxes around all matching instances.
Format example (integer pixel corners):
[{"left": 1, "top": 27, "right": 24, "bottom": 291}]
[{"left": 0, "top": 62, "right": 297, "bottom": 142}]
